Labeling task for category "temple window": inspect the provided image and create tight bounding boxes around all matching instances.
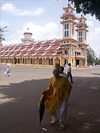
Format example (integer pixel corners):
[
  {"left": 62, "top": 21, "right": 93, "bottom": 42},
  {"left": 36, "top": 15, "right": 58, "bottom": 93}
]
[
  {"left": 65, "top": 17, "right": 69, "bottom": 20},
  {"left": 64, "top": 23, "right": 69, "bottom": 37},
  {"left": 79, "top": 37, "right": 82, "bottom": 42},
  {"left": 71, "top": 48, "right": 74, "bottom": 55},
  {"left": 80, "top": 20, "right": 82, "bottom": 22},
  {"left": 84, "top": 51, "right": 86, "bottom": 56},
  {"left": 72, "top": 59, "right": 74, "bottom": 64},
  {"left": 66, "top": 10, "right": 68, "bottom": 12},
  {"left": 79, "top": 31, "right": 83, "bottom": 42},
  {"left": 64, "top": 23, "right": 69, "bottom": 30},
  {"left": 65, "top": 50, "right": 68, "bottom": 54},
  {"left": 79, "top": 31, "right": 82, "bottom": 36},
  {"left": 64, "top": 31, "right": 69, "bottom": 37}
]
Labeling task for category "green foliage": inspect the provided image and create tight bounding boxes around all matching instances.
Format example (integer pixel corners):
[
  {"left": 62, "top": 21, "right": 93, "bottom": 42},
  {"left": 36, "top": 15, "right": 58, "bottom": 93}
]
[
  {"left": 0, "top": 26, "right": 8, "bottom": 41},
  {"left": 0, "top": 34, "right": 5, "bottom": 41},
  {"left": 95, "top": 57, "right": 100, "bottom": 65},
  {"left": 68, "top": 0, "right": 100, "bottom": 21},
  {"left": 87, "top": 46, "right": 100, "bottom": 65}
]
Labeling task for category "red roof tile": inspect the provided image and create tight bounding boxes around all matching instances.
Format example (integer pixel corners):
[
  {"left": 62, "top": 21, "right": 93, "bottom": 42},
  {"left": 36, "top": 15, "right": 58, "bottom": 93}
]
[
  {"left": 38, "top": 45, "right": 50, "bottom": 51},
  {"left": 42, "top": 40, "right": 54, "bottom": 44},
  {"left": 9, "top": 48, "right": 15, "bottom": 52},
  {"left": 33, "top": 52, "right": 44, "bottom": 56},
  {"left": 47, "top": 45, "right": 60, "bottom": 50},
  {"left": 9, "top": 53, "right": 17, "bottom": 57},
  {"left": 24, "top": 53, "right": 33, "bottom": 57},
  {"left": 44, "top": 52, "right": 55, "bottom": 56},
  {"left": 29, "top": 46, "right": 41, "bottom": 51},
  {"left": 35, "top": 41, "right": 44, "bottom": 45},
  {"left": 20, "top": 47, "right": 32, "bottom": 52},
  {"left": 16, "top": 53, "right": 25, "bottom": 57}
]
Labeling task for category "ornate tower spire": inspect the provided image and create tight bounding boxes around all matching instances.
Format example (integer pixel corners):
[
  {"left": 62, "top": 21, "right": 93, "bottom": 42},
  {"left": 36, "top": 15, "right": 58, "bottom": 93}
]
[{"left": 21, "top": 28, "right": 34, "bottom": 45}]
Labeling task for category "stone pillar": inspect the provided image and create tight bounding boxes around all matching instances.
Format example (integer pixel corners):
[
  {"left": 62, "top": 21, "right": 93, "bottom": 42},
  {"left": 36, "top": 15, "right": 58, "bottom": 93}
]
[
  {"left": 17, "top": 58, "right": 18, "bottom": 67},
  {"left": 32, "top": 58, "right": 34, "bottom": 67},
  {"left": 53, "top": 58, "right": 55, "bottom": 66},
  {"left": 5, "top": 58, "right": 6, "bottom": 66},
  {"left": 42, "top": 58, "right": 43, "bottom": 68},
  {"left": 0, "top": 57, "right": 1, "bottom": 66},
  {"left": 24, "top": 58, "right": 25, "bottom": 67},
  {"left": 69, "top": 46, "right": 71, "bottom": 63},
  {"left": 60, "top": 56, "right": 62, "bottom": 66}
]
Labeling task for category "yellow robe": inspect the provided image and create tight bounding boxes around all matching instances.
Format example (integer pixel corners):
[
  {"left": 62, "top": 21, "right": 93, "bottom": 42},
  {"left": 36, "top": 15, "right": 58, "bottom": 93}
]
[{"left": 38, "top": 76, "right": 72, "bottom": 116}]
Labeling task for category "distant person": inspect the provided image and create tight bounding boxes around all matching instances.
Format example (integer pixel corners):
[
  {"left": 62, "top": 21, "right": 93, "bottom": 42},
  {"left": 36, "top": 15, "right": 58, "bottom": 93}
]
[
  {"left": 59, "top": 66, "right": 67, "bottom": 78},
  {"left": 5, "top": 64, "right": 11, "bottom": 76},
  {"left": 38, "top": 63, "right": 72, "bottom": 130},
  {"left": 67, "top": 63, "right": 74, "bottom": 83}
]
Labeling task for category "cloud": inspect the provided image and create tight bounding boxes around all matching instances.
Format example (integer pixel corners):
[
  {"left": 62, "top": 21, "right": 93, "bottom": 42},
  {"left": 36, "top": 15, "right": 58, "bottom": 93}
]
[
  {"left": 21, "top": 22, "right": 58, "bottom": 41},
  {"left": 89, "top": 16, "right": 96, "bottom": 20},
  {"left": 1, "top": 3, "right": 20, "bottom": 14},
  {"left": 3, "top": 22, "right": 59, "bottom": 46},
  {"left": 0, "top": 21, "right": 8, "bottom": 27},
  {"left": 87, "top": 26, "right": 100, "bottom": 57},
  {"left": 18, "top": 8, "right": 44, "bottom": 16},
  {"left": 1, "top": 3, "right": 45, "bottom": 16},
  {"left": 87, "top": 21, "right": 94, "bottom": 27}
]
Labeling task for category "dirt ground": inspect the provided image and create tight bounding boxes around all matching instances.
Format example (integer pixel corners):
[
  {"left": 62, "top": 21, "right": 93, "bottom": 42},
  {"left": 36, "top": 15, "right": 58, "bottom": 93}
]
[{"left": 0, "top": 67, "right": 100, "bottom": 133}]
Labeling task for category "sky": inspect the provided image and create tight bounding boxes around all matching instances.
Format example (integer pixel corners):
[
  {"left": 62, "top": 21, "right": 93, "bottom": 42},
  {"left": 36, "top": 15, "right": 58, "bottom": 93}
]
[{"left": 1, "top": 0, "right": 100, "bottom": 58}]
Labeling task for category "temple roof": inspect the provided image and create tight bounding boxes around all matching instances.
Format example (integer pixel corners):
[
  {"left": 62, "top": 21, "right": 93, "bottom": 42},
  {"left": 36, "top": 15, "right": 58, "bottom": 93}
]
[{"left": 60, "top": 12, "right": 75, "bottom": 18}]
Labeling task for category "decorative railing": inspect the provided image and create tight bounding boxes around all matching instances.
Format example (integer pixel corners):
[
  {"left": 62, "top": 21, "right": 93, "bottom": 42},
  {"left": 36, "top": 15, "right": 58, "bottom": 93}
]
[
  {"left": 75, "top": 55, "right": 86, "bottom": 58},
  {"left": 62, "top": 54, "right": 69, "bottom": 56}
]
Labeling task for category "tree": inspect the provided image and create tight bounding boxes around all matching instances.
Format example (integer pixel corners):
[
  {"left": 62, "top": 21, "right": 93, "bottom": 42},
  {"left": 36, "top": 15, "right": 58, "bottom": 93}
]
[
  {"left": 0, "top": 26, "right": 8, "bottom": 41},
  {"left": 68, "top": 0, "right": 100, "bottom": 21},
  {"left": 87, "top": 46, "right": 96, "bottom": 65},
  {"left": 94, "top": 57, "right": 100, "bottom": 65}
]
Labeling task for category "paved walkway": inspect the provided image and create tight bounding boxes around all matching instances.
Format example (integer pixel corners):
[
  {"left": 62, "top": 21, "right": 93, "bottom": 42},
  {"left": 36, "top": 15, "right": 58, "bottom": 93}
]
[{"left": 0, "top": 67, "right": 100, "bottom": 133}]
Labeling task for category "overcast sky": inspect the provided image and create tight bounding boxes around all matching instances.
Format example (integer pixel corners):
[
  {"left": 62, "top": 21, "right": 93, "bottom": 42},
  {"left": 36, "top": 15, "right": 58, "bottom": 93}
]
[{"left": 1, "top": 0, "right": 100, "bottom": 58}]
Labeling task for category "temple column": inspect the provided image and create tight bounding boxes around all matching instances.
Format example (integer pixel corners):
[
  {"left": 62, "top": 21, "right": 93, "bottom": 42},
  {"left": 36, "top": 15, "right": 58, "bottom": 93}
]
[
  {"left": 69, "top": 46, "right": 71, "bottom": 63},
  {"left": 24, "top": 58, "right": 25, "bottom": 67}
]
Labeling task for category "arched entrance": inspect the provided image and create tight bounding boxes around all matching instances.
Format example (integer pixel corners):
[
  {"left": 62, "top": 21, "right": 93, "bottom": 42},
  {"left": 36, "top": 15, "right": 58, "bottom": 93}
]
[
  {"left": 64, "top": 59, "right": 66, "bottom": 66},
  {"left": 76, "top": 59, "right": 79, "bottom": 66},
  {"left": 14, "top": 57, "right": 17, "bottom": 64}
]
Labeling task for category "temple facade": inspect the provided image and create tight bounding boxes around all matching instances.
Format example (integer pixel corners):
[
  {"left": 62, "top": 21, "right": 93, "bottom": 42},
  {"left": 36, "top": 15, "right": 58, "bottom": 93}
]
[{"left": 0, "top": 4, "right": 88, "bottom": 68}]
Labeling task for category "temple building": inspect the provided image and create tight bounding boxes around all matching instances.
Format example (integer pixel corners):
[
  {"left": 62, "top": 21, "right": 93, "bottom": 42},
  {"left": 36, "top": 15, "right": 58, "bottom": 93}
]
[{"left": 0, "top": 4, "right": 88, "bottom": 68}]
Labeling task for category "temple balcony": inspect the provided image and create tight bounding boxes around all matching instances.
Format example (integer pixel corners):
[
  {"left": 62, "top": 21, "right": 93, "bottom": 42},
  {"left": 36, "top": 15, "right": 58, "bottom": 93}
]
[{"left": 75, "top": 55, "right": 86, "bottom": 58}]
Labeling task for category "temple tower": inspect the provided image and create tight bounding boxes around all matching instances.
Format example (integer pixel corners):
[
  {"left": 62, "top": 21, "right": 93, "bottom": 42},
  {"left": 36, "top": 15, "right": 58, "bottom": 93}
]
[
  {"left": 76, "top": 15, "right": 88, "bottom": 66},
  {"left": 21, "top": 28, "right": 34, "bottom": 45},
  {"left": 76, "top": 15, "right": 88, "bottom": 45},
  {"left": 60, "top": 4, "right": 76, "bottom": 66},
  {"left": 60, "top": 4, "right": 76, "bottom": 39}
]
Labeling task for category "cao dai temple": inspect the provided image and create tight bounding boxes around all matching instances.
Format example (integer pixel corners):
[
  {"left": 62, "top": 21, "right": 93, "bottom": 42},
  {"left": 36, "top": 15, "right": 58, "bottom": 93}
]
[{"left": 0, "top": 4, "right": 88, "bottom": 68}]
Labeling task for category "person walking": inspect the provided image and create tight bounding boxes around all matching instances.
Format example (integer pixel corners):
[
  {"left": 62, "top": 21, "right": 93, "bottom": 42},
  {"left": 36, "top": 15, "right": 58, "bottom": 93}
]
[
  {"left": 67, "top": 63, "right": 74, "bottom": 83},
  {"left": 38, "top": 63, "right": 72, "bottom": 129},
  {"left": 5, "top": 64, "right": 11, "bottom": 76}
]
